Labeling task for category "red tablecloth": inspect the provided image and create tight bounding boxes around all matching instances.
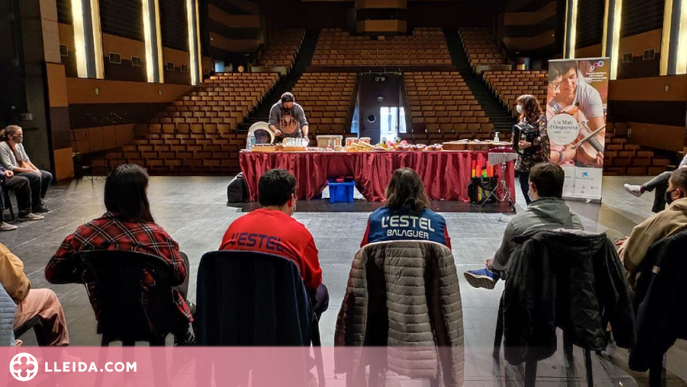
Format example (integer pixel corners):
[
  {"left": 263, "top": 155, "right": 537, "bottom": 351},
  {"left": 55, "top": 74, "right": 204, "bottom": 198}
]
[{"left": 239, "top": 151, "right": 516, "bottom": 202}]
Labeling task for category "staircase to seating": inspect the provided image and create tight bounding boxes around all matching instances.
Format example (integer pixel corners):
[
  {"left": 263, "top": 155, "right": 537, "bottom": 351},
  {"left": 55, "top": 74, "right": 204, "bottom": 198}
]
[
  {"left": 240, "top": 31, "right": 320, "bottom": 131},
  {"left": 444, "top": 28, "right": 515, "bottom": 134}
]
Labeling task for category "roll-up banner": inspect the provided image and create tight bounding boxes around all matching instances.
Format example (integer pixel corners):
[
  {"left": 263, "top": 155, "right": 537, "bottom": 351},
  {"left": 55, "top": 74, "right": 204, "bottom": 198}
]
[{"left": 547, "top": 58, "right": 609, "bottom": 202}]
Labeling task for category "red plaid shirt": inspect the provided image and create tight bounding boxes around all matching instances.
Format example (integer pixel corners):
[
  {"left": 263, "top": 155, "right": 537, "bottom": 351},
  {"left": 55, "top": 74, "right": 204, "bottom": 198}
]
[{"left": 45, "top": 212, "right": 192, "bottom": 328}]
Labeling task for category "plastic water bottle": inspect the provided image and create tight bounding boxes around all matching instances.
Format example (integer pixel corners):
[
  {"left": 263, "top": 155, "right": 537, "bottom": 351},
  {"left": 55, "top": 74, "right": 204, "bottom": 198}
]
[{"left": 247, "top": 132, "right": 256, "bottom": 150}]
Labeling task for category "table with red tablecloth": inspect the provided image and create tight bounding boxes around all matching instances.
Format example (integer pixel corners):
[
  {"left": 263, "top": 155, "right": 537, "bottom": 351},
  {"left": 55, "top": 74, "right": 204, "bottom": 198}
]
[{"left": 239, "top": 150, "right": 516, "bottom": 203}]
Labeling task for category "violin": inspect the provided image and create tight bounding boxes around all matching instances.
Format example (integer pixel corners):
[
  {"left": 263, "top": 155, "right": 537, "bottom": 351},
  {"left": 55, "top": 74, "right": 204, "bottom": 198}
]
[
  {"left": 552, "top": 103, "right": 605, "bottom": 167},
  {"left": 573, "top": 120, "right": 605, "bottom": 167}
]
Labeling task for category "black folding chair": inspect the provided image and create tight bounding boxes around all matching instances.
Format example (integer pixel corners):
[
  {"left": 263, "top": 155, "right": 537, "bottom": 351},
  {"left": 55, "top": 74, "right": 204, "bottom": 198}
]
[
  {"left": 77, "top": 250, "right": 183, "bottom": 387},
  {"left": 493, "top": 294, "right": 594, "bottom": 387},
  {"left": 77, "top": 250, "right": 183, "bottom": 346},
  {"left": 0, "top": 181, "right": 16, "bottom": 221},
  {"left": 13, "top": 316, "right": 48, "bottom": 346},
  {"left": 195, "top": 250, "right": 324, "bottom": 386}
]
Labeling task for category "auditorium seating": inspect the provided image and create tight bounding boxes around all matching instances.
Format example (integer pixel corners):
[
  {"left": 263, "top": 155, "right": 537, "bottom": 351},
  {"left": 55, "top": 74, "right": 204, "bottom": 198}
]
[
  {"left": 311, "top": 28, "right": 451, "bottom": 67},
  {"left": 291, "top": 72, "right": 357, "bottom": 135},
  {"left": 96, "top": 72, "right": 279, "bottom": 174},
  {"left": 603, "top": 122, "right": 671, "bottom": 176},
  {"left": 482, "top": 70, "right": 548, "bottom": 116},
  {"left": 257, "top": 29, "right": 305, "bottom": 71},
  {"left": 459, "top": 28, "right": 506, "bottom": 68},
  {"left": 404, "top": 71, "right": 493, "bottom": 142}
]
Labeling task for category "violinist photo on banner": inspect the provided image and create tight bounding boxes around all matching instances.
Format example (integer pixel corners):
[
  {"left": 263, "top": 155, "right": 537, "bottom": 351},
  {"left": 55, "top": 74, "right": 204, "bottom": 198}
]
[{"left": 546, "top": 60, "right": 607, "bottom": 168}]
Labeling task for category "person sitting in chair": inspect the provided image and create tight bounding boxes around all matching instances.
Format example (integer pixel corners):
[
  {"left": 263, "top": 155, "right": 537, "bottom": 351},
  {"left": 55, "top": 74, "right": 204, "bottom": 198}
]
[
  {"left": 464, "top": 162, "right": 584, "bottom": 289},
  {"left": 624, "top": 154, "right": 687, "bottom": 213},
  {"left": 220, "top": 169, "right": 328, "bottom": 316},
  {"left": 618, "top": 168, "right": 687, "bottom": 287},
  {"left": 45, "top": 164, "right": 195, "bottom": 345},
  {"left": 361, "top": 167, "right": 450, "bottom": 248},
  {"left": 0, "top": 163, "right": 42, "bottom": 227},
  {"left": 0, "top": 125, "right": 52, "bottom": 214},
  {"left": 0, "top": 243, "right": 69, "bottom": 346}
]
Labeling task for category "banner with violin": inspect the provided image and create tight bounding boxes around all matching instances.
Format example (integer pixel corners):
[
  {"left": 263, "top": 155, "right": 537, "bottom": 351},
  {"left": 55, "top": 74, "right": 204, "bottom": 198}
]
[{"left": 546, "top": 58, "right": 609, "bottom": 201}]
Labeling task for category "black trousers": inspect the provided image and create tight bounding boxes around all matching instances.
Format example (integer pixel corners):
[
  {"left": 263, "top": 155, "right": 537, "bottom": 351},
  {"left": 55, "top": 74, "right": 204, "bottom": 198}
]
[
  {"left": 642, "top": 171, "right": 671, "bottom": 213},
  {"left": 311, "top": 283, "right": 329, "bottom": 319},
  {"left": 518, "top": 171, "right": 531, "bottom": 205},
  {"left": 2, "top": 175, "right": 32, "bottom": 215},
  {"left": 16, "top": 170, "right": 52, "bottom": 211}
]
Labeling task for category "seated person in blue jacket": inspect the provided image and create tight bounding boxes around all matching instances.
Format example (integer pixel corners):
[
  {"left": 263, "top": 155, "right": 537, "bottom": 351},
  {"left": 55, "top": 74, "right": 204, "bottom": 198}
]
[
  {"left": 464, "top": 162, "right": 583, "bottom": 289},
  {"left": 361, "top": 167, "right": 451, "bottom": 248}
]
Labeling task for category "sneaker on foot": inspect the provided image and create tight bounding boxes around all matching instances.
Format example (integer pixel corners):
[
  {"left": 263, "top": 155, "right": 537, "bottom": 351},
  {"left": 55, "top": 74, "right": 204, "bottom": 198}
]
[
  {"left": 0, "top": 222, "right": 17, "bottom": 231},
  {"left": 19, "top": 213, "right": 44, "bottom": 221},
  {"left": 624, "top": 184, "right": 643, "bottom": 197},
  {"left": 464, "top": 268, "right": 499, "bottom": 290}
]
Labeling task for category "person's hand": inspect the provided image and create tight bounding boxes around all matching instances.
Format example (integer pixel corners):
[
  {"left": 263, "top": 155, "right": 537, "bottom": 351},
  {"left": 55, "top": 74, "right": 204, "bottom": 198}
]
[
  {"left": 561, "top": 145, "right": 576, "bottom": 162},
  {"left": 519, "top": 141, "right": 532, "bottom": 150},
  {"left": 486, "top": 258, "right": 494, "bottom": 270},
  {"left": 4, "top": 170, "right": 12, "bottom": 178},
  {"left": 273, "top": 129, "right": 282, "bottom": 137},
  {"left": 615, "top": 237, "right": 627, "bottom": 247},
  {"left": 595, "top": 152, "right": 604, "bottom": 168},
  {"left": 32, "top": 169, "right": 41, "bottom": 176}
]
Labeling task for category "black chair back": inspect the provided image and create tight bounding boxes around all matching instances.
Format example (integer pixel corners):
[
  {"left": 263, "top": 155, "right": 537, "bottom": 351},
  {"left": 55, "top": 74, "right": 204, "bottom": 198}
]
[
  {"left": 195, "top": 250, "right": 314, "bottom": 387},
  {"left": 496, "top": 230, "right": 634, "bottom": 387},
  {"left": 631, "top": 230, "right": 687, "bottom": 386},
  {"left": 77, "top": 250, "right": 179, "bottom": 345},
  {"left": 195, "top": 250, "right": 311, "bottom": 346},
  {"left": 0, "top": 181, "right": 15, "bottom": 221}
]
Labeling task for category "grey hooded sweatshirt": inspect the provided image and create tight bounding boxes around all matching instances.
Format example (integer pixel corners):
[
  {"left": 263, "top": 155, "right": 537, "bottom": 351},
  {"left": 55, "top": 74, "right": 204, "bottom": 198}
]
[
  {"left": 268, "top": 101, "right": 309, "bottom": 138},
  {"left": 492, "top": 198, "right": 584, "bottom": 272}
]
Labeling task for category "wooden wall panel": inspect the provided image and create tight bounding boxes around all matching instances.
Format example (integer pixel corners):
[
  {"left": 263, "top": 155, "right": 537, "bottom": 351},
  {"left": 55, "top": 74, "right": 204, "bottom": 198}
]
[
  {"left": 100, "top": 0, "right": 144, "bottom": 41},
  {"left": 67, "top": 78, "right": 192, "bottom": 104}
]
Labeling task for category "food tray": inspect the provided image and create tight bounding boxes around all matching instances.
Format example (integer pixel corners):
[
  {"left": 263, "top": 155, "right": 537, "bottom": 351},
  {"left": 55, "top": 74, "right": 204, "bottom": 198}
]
[
  {"left": 251, "top": 145, "right": 278, "bottom": 152},
  {"left": 282, "top": 146, "right": 307, "bottom": 152}
]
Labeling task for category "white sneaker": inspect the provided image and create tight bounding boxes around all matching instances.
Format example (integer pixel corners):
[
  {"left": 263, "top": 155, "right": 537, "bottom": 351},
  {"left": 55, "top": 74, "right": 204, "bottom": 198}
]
[
  {"left": 624, "top": 184, "right": 643, "bottom": 197},
  {"left": 0, "top": 222, "right": 17, "bottom": 231},
  {"left": 19, "top": 213, "right": 44, "bottom": 221}
]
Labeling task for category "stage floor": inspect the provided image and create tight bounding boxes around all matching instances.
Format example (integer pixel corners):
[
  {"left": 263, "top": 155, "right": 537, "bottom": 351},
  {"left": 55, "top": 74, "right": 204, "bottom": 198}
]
[{"left": 2, "top": 175, "right": 685, "bottom": 386}]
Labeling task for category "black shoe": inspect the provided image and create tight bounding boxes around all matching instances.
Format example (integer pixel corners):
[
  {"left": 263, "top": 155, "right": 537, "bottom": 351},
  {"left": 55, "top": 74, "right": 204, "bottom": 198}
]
[
  {"left": 173, "top": 330, "right": 196, "bottom": 346},
  {"left": 34, "top": 205, "right": 49, "bottom": 213}
]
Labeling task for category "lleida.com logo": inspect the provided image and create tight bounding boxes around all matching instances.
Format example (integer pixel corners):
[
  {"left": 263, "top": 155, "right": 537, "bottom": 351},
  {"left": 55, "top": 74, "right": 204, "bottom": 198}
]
[
  {"left": 9, "top": 352, "right": 137, "bottom": 382},
  {"left": 10, "top": 352, "right": 39, "bottom": 382}
]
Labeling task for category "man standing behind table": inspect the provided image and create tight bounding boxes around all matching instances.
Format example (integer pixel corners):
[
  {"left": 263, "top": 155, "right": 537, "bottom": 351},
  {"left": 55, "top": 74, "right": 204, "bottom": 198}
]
[{"left": 268, "top": 92, "right": 310, "bottom": 142}]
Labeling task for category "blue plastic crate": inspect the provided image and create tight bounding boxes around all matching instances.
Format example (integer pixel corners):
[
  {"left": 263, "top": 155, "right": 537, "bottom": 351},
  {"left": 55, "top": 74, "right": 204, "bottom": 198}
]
[{"left": 327, "top": 179, "right": 355, "bottom": 203}]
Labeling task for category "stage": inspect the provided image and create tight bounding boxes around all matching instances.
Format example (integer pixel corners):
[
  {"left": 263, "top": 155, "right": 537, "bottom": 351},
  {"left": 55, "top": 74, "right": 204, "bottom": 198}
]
[
  {"left": 235, "top": 199, "right": 517, "bottom": 213},
  {"left": 239, "top": 150, "right": 517, "bottom": 203}
]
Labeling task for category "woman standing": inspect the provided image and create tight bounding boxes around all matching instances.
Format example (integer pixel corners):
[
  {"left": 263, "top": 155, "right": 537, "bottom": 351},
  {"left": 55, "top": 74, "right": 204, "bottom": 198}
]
[{"left": 514, "top": 95, "right": 550, "bottom": 205}]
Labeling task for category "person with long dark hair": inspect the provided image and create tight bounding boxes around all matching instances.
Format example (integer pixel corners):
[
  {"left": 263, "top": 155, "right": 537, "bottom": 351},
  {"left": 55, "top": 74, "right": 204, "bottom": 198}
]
[
  {"left": 514, "top": 95, "right": 550, "bottom": 205},
  {"left": 361, "top": 168, "right": 451, "bottom": 247},
  {"left": 45, "top": 164, "right": 194, "bottom": 345}
]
